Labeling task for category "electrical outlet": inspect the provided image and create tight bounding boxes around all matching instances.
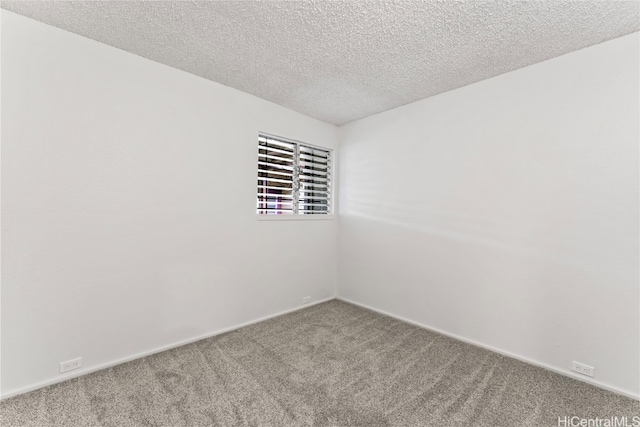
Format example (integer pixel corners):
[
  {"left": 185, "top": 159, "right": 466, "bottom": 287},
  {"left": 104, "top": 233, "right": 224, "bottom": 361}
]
[
  {"left": 302, "top": 296, "right": 311, "bottom": 304},
  {"left": 60, "top": 357, "right": 82, "bottom": 373},
  {"left": 571, "top": 361, "right": 594, "bottom": 377}
]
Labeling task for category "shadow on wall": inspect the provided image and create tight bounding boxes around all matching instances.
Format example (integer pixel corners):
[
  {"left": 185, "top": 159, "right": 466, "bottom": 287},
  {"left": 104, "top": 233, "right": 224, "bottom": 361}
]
[{"left": 337, "top": 210, "right": 638, "bottom": 382}]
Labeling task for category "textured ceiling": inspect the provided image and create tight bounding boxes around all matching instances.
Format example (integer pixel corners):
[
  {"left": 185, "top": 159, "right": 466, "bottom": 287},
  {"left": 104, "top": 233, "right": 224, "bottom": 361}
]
[{"left": 3, "top": 1, "right": 639, "bottom": 125}]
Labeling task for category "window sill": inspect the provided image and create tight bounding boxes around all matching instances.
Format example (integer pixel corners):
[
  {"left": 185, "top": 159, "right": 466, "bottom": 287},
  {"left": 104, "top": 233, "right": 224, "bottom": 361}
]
[{"left": 257, "top": 214, "right": 335, "bottom": 221}]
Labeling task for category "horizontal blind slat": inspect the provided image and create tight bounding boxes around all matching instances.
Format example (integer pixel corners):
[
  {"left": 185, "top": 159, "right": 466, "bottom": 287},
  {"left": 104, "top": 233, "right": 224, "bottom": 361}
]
[
  {"left": 258, "top": 161, "right": 294, "bottom": 172},
  {"left": 259, "top": 138, "right": 295, "bottom": 151},
  {"left": 258, "top": 146, "right": 295, "bottom": 157},
  {"left": 300, "top": 166, "right": 329, "bottom": 171},
  {"left": 299, "top": 156, "right": 329, "bottom": 164},
  {"left": 258, "top": 178, "right": 294, "bottom": 185},
  {"left": 257, "top": 210, "right": 295, "bottom": 214},
  {"left": 299, "top": 177, "right": 329, "bottom": 183},
  {"left": 299, "top": 171, "right": 328, "bottom": 179},
  {"left": 300, "top": 185, "right": 329, "bottom": 191},
  {"left": 299, "top": 202, "right": 330, "bottom": 205},
  {"left": 258, "top": 194, "right": 294, "bottom": 200},
  {"left": 299, "top": 146, "right": 329, "bottom": 155},
  {"left": 299, "top": 192, "right": 330, "bottom": 196},
  {"left": 258, "top": 185, "right": 295, "bottom": 192},
  {"left": 259, "top": 172, "right": 294, "bottom": 179},
  {"left": 258, "top": 153, "right": 295, "bottom": 164}
]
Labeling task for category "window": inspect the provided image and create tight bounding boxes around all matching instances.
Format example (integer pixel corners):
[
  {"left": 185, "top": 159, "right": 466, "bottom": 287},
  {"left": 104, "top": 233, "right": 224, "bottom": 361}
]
[{"left": 257, "top": 133, "right": 332, "bottom": 216}]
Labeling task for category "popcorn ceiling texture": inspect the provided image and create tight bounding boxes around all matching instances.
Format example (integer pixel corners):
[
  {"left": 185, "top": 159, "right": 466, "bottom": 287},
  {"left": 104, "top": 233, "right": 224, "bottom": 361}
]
[{"left": 2, "top": 1, "right": 639, "bottom": 125}]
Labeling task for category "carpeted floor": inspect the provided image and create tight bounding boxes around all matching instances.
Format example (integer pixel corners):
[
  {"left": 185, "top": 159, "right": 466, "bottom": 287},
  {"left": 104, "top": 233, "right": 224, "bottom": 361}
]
[{"left": 1, "top": 299, "right": 638, "bottom": 426}]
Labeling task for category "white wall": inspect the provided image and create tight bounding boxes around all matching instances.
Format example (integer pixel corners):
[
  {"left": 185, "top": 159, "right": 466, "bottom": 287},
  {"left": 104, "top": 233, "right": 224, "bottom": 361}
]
[
  {"left": 1, "top": 11, "right": 338, "bottom": 397},
  {"left": 338, "top": 33, "right": 639, "bottom": 398}
]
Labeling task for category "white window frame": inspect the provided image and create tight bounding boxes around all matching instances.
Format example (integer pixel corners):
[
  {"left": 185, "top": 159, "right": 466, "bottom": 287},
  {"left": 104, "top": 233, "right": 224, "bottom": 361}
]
[{"left": 257, "top": 132, "right": 334, "bottom": 221}]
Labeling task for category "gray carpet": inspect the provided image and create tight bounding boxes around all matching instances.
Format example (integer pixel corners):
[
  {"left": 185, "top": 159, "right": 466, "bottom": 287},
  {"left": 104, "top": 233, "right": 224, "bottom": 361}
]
[{"left": 1, "top": 300, "right": 638, "bottom": 426}]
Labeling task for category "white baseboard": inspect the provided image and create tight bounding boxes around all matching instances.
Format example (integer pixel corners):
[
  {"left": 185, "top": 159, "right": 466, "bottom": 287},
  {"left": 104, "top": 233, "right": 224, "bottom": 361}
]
[
  {"left": 337, "top": 296, "right": 639, "bottom": 401},
  {"left": 0, "top": 296, "right": 335, "bottom": 400}
]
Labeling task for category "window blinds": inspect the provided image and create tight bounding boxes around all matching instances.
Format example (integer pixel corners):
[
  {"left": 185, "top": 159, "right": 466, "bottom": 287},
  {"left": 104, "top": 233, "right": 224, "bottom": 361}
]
[{"left": 257, "top": 134, "right": 332, "bottom": 215}]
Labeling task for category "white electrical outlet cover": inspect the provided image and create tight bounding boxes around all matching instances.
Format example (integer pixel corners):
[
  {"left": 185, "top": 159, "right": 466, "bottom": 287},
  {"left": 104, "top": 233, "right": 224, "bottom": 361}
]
[
  {"left": 60, "top": 357, "right": 83, "bottom": 373},
  {"left": 571, "top": 361, "right": 594, "bottom": 377}
]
